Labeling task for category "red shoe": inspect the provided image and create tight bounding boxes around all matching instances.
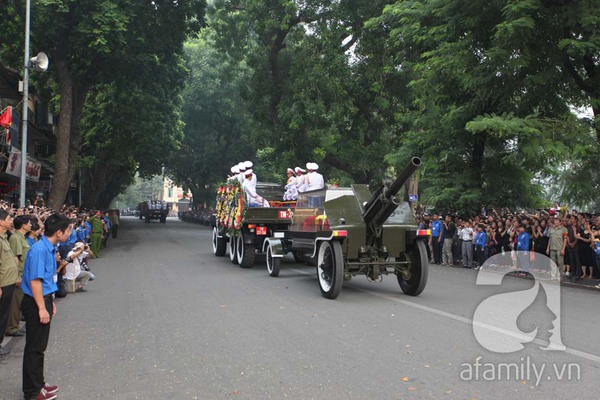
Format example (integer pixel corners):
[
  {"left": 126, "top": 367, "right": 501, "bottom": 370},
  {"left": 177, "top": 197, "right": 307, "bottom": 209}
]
[
  {"left": 35, "top": 388, "right": 57, "bottom": 400},
  {"left": 44, "top": 384, "right": 59, "bottom": 394}
]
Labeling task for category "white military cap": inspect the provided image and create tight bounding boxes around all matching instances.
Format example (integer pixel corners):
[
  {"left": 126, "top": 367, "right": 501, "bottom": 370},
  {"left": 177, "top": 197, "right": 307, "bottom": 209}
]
[
  {"left": 230, "top": 166, "right": 236, "bottom": 173},
  {"left": 237, "top": 162, "right": 246, "bottom": 172},
  {"left": 233, "top": 166, "right": 240, "bottom": 174},
  {"left": 286, "top": 168, "right": 295, "bottom": 174},
  {"left": 312, "top": 163, "right": 319, "bottom": 170},
  {"left": 295, "top": 167, "right": 305, "bottom": 174},
  {"left": 244, "top": 161, "right": 253, "bottom": 169},
  {"left": 244, "top": 169, "right": 253, "bottom": 175}
]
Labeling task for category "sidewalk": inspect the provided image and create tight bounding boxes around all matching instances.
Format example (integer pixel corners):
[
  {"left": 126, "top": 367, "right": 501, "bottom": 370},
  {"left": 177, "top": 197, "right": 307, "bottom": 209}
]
[{"left": 435, "top": 261, "right": 600, "bottom": 291}]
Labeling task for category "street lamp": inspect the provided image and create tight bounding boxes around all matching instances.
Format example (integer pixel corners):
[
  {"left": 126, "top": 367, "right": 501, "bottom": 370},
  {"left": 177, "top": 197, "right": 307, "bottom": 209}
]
[{"left": 20, "top": 0, "right": 49, "bottom": 208}]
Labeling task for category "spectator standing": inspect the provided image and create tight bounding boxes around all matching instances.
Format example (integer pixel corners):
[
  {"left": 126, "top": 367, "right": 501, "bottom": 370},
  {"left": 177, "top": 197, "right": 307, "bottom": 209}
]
[
  {"left": 429, "top": 213, "right": 443, "bottom": 264},
  {"left": 459, "top": 221, "right": 474, "bottom": 268},
  {"left": 566, "top": 216, "right": 581, "bottom": 278},
  {"left": 5, "top": 215, "right": 32, "bottom": 337},
  {"left": 21, "top": 214, "right": 71, "bottom": 400},
  {"left": 0, "top": 209, "right": 18, "bottom": 356},
  {"left": 109, "top": 210, "right": 120, "bottom": 239},
  {"left": 88, "top": 211, "right": 104, "bottom": 257},
  {"left": 441, "top": 215, "right": 455, "bottom": 266},
  {"left": 102, "top": 211, "right": 111, "bottom": 248},
  {"left": 474, "top": 225, "right": 487, "bottom": 269},
  {"left": 516, "top": 224, "right": 531, "bottom": 273},
  {"left": 546, "top": 217, "right": 567, "bottom": 280},
  {"left": 578, "top": 219, "right": 595, "bottom": 279}
]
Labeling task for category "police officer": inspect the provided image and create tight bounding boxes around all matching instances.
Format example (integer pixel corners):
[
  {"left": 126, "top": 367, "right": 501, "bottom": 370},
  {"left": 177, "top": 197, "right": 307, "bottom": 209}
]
[{"left": 88, "top": 211, "right": 104, "bottom": 257}]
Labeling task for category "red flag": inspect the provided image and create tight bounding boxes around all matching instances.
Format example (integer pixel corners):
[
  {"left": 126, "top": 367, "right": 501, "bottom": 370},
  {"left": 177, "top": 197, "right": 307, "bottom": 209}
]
[{"left": 0, "top": 107, "right": 12, "bottom": 129}]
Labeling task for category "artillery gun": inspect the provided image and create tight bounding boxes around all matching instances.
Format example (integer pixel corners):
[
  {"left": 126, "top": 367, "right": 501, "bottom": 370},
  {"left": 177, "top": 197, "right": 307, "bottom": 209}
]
[{"left": 263, "top": 157, "right": 428, "bottom": 299}]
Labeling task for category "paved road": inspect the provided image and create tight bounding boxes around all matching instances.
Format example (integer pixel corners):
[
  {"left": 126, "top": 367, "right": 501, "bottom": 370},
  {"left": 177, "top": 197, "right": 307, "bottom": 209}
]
[{"left": 1, "top": 217, "right": 599, "bottom": 399}]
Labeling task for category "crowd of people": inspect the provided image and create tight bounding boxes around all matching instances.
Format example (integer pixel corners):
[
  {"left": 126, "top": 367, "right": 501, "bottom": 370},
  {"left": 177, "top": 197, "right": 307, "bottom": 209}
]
[
  {"left": 417, "top": 207, "right": 600, "bottom": 286},
  {"left": 0, "top": 201, "right": 120, "bottom": 400}
]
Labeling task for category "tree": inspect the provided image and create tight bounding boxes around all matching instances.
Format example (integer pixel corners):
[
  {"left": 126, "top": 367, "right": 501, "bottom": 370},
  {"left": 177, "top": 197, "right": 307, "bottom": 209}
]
[{"left": 0, "top": 0, "right": 205, "bottom": 208}]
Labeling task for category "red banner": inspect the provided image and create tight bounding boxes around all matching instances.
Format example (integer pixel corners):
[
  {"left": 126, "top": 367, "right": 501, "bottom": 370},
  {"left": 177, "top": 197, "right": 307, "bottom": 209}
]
[{"left": 0, "top": 107, "right": 12, "bottom": 129}]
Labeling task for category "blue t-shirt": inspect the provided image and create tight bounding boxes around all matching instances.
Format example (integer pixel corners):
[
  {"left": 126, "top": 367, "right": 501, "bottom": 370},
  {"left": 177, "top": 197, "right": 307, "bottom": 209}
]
[
  {"left": 103, "top": 216, "right": 111, "bottom": 230},
  {"left": 21, "top": 236, "right": 58, "bottom": 297},
  {"left": 475, "top": 231, "right": 487, "bottom": 247},
  {"left": 431, "top": 220, "right": 443, "bottom": 237},
  {"left": 84, "top": 221, "right": 92, "bottom": 237},
  {"left": 65, "top": 229, "right": 78, "bottom": 247},
  {"left": 595, "top": 241, "right": 600, "bottom": 256},
  {"left": 26, "top": 236, "right": 36, "bottom": 247},
  {"left": 76, "top": 226, "right": 86, "bottom": 242},
  {"left": 517, "top": 232, "right": 530, "bottom": 251}
]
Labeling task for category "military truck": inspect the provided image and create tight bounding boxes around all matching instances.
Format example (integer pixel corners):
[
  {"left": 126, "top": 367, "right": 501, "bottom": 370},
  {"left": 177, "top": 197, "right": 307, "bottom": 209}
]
[
  {"left": 262, "top": 157, "right": 429, "bottom": 299},
  {"left": 212, "top": 182, "right": 295, "bottom": 268},
  {"left": 138, "top": 200, "right": 169, "bottom": 223}
]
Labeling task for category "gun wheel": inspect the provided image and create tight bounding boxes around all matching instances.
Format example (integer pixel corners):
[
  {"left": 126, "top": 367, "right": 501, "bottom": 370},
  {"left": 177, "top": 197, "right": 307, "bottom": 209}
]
[
  {"left": 212, "top": 227, "right": 226, "bottom": 257},
  {"left": 397, "top": 240, "right": 428, "bottom": 296},
  {"left": 317, "top": 240, "right": 343, "bottom": 299},
  {"left": 266, "top": 244, "right": 281, "bottom": 277}
]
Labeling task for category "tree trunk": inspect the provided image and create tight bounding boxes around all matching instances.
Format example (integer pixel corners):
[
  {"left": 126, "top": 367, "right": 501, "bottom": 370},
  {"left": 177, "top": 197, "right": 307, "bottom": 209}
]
[{"left": 48, "top": 58, "right": 74, "bottom": 210}]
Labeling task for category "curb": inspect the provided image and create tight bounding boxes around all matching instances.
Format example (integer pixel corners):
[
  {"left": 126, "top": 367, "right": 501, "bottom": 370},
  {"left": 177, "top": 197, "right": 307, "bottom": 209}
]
[{"left": 433, "top": 262, "right": 600, "bottom": 292}]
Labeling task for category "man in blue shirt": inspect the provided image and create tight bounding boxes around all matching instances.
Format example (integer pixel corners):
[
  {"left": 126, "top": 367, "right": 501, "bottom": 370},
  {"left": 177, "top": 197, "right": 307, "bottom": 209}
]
[
  {"left": 429, "top": 213, "right": 443, "bottom": 264},
  {"left": 516, "top": 224, "right": 531, "bottom": 273},
  {"left": 21, "top": 214, "right": 72, "bottom": 400},
  {"left": 474, "top": 224, "right": 487, "bottom": 269}
]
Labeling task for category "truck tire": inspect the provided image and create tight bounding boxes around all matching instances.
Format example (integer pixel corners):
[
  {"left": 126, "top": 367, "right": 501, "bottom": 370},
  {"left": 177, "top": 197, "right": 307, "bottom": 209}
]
[
  {"left": 317, "top": 240, "right": 344, "bottom": 299},
  {"left": 266, "top": 244, "right": 281, "bottom": 277},
  {"left": 229, "top": 236, "right": 238, "bottom": 264},
  {"left": 212, "top": 227, "right": 226, "bottom": 257},
  {"left": 397, "top": 240, "right": 428, "bottom": 296},
  {"left": 236, "top": 233, "right": 255, "bottom": 268}
]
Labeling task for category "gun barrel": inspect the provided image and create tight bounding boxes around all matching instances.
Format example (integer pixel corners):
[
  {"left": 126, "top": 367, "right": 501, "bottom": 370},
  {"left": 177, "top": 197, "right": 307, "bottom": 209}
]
[{"left": 363, "top": 157, "right": 421, "bottom": 226}]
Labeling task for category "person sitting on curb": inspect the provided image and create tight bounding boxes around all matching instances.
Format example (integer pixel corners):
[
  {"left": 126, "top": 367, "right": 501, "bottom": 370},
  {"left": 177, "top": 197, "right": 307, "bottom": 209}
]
[{"left": 64, "top": 242, "right": 93, "bottom": 293}]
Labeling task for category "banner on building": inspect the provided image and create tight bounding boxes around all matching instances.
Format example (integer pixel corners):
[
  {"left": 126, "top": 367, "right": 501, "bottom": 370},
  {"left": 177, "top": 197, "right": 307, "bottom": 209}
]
[{"left": 5, "top": 149, "right": 41, "bottom": 182}]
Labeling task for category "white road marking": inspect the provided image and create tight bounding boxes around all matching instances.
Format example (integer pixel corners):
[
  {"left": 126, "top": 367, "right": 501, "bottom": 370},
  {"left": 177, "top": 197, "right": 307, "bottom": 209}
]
[{"left": 288, "top": 267, "right": 600, "bottom": 364}]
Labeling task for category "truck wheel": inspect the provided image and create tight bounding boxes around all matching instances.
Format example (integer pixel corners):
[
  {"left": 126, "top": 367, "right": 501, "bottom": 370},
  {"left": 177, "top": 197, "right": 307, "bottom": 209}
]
[
  {"left": 317, "top": 240, "right": 343, "bottom": 299},
  {"left": 236, "top": 233, "right": 255, "bottom": 268},
  {"left": 266, "top": 244, "right": 281, "bottom": 277},
  {"left": 229, "top": 236, "right": 238, "bottom": 264},
  {"left": 212, "top": 227, "right": 226, "bottom": 257},
  {"left": 398, "top": 240, "right": 428, "bottom": 296}
]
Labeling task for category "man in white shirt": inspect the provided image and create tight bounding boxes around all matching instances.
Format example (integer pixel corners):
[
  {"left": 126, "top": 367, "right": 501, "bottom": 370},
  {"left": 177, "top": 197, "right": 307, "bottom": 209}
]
[
  {"left": 64, "top": 242, "right": 93, "bottom": 293},
  {"left": 458, "top": 221, "right": 475, "bottom": 268},
  {"left": 306, "top": 162, "right": 325, "bottom": 191},
  {"left": 295, "top": 167, "right": 308, "bottom": 193}
]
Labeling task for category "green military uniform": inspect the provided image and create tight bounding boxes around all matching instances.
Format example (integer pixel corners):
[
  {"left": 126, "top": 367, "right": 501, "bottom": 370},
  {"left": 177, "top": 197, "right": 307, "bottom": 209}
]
[
  {"left": 6, "top": 231, "right": 29, "bottom": 335},
  {"left": 0, "top": 232, "right": 18, "bottom": 344},
  {"left": 89, "top": 215, "right": 104, "bottom": 257}
]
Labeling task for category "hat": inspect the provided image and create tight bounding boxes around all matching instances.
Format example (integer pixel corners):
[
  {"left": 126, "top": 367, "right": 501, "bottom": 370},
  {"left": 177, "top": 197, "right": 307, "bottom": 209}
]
[
  {"left": 237, "top": 162, "right": 246, "bottom": 172},
  {"left": 286, "top": 168, "right": 295, "bottom": 174},
  {"left": 244, "top": 169, "right": 253, "bottom": 175},
  {"left": 95, "top": 211, "right": 101, "bottom": 216},
  {"left": 74, "top": 242, "right": 85, "bottom": 250},
  {"left": 312, "top": 163, "right": 319, "bottom": 170},
  {"left": 230, "top": 166, "right": 236, "bottom": 174},
  {"left": 306, "top": 162, "right": 314, "bottom": 170},
  {"left": 295, "top": 167, "right": 305, "bottom": 174},
  {"left": 232, "top": 166, "right": 240, "bottom": 174},
  {"left": 244, "top": 161, "right": 253, "bottom": 169}
]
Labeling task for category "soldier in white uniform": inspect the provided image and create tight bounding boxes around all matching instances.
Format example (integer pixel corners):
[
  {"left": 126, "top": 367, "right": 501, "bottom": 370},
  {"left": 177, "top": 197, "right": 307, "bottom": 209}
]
[
  {"left": 283, "top": 168, "right": 298, "bottom": 201},
  {"left": 243, "top": 161, "right": 256, "bottom": 191},
  {"left": 295, "top": 167, "right": 308, "bottom": 192},
  {"left": 306, "top": 162, "right": 325, "bottom": 191},
  {"left": 228, "top": 165, "right": 239, "bottom": 182},
  {"left": 242, "top": 169, "right": 269, "bottom": 207},
  {"left": 236, "top": 162, "right": 246, "bottom": 184}
]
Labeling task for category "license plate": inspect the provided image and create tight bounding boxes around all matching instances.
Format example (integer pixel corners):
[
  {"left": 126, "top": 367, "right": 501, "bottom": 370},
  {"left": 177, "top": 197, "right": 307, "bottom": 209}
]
[
  {"left": 256, "top": 226, "right": 268, "bottom": 235},
  {"left": 278, "top": 210, "right": 290, "bottom": 219}
]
